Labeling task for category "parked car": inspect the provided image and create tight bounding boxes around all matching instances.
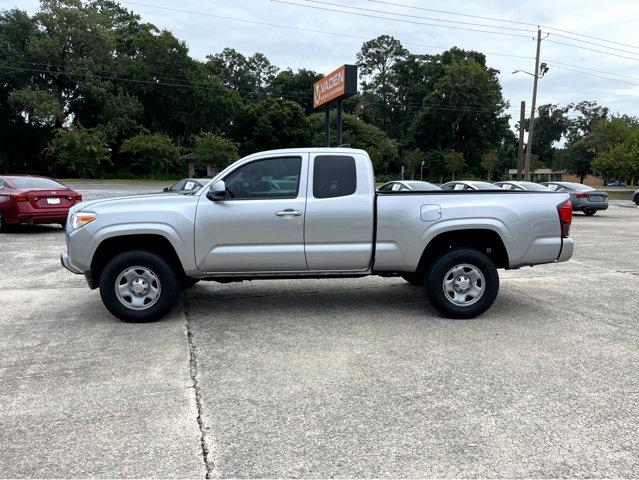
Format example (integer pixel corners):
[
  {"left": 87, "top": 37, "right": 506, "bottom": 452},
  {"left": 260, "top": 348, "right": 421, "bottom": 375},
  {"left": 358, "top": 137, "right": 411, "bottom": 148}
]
[
  {"left": 540, "top": 181, "right": 608, "bottom": 216},
  {"left": 163, "top": 178, "right": 207, "bottom": 193},
  {"left": 440, "top": 180, "right": 499, "bottom": 191},
  {"left": 607, "top": 180, "right": 626, "bottom": 187},
  {"left": 0, "top": 175, "right": 81, "bottom": 232},
  {"left": 634, "top": 189, "right": 639, "bottom": 205},
  {"left": 61, "top": 147, "right": 574, "bottom": 322},
  {"left": 378, "top": 180, "right": 441, "bottom": 192},
  {"left": 494, "top": 181, "right": 551, "bottom": 191}
]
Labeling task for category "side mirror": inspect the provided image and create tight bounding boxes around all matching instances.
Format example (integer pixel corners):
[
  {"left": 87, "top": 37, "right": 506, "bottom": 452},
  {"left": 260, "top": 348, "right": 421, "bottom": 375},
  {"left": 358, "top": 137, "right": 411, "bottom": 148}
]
[{"left": 206, "top": 180, "right": 227, "bottom": 201}]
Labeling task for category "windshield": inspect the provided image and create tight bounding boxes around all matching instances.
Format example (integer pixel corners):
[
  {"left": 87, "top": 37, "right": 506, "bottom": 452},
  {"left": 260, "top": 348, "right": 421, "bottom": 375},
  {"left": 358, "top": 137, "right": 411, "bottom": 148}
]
[{"left": 5, "top": 176, "right": 66, "bottom": 189}]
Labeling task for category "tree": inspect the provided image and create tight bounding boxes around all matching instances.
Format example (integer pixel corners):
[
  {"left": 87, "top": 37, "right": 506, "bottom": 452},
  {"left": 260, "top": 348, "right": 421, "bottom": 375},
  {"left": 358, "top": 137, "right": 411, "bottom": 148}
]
[
  {"left": 207, "top": 48, "right": 278, "bottom": 99},
  {"left": 193, "top": 133, "right": 239, "bottom": 172},
  {"left": 120, "top": 132, "right": 180, "bottom": 177},
  {"left": 526, "top": 104, "right": 570, "bottom": 166},
  {"left": 444, "top": 150, "right": 466, "bottom": 180},
  {"left": 592, "top": 129, "right": 639, "bottom": 183},
  {"left": 45, "top": 126, "right": 110, "bottom": 177},
  {"left": 307, "top": 111, "right": 398, "bottom": 172},
  {"left": 410, "top": 55, "right": 509, "bottom": 171},
  {"left": 356, "top": 35, "right": 408, "bottom": 132},
  {"left": 403, "top": 149, "right": 426, "bottom": 179},
  {"left": 269, "top": 68, "right": 323, "bottom": 114},
  {"left": 481, "top": 150, "right": 499, "bottom": 180},
  {"left": 234, "top": 99, "right": 309, "bottom": 155},
  {"left": 558, "top": 115, "right": 639, "bottom": 182}
]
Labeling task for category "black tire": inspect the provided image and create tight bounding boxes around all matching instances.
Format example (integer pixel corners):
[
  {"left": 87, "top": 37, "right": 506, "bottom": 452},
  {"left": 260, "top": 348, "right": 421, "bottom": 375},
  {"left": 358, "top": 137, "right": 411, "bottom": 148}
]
[
  {"left": 0, "top": 212, "right": 5, "bottom": 233},
  {"left": 99, "top": 250, "right": 181, "bottom": 322},
  {"left": 634, "top": 195, "right": 639, "bottom": 206},
  {"left": 424, "top": 248, "right": 499, "bottom": 319},
  {"left": 583, "top": 208, "right": 596, "bottom": 216},
  {"left": 401, "top": 273, "right": 422, "bottom": 286}
]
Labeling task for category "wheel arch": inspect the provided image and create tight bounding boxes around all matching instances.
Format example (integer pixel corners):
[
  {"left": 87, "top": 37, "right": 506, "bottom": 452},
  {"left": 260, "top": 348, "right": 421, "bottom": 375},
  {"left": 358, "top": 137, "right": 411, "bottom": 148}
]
[
  {"left": 90, "top": 234, "right": 185, "bottom": 289},
  {"left": 415, "top": 228, "right": 509, "bottom": 278}
]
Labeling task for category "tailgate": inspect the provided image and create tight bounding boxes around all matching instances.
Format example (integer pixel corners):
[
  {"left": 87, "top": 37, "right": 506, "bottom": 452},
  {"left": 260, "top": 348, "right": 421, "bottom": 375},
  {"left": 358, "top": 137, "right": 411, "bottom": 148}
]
[{"left": 25, "top": 190, "right": 76, "bottom": 209}]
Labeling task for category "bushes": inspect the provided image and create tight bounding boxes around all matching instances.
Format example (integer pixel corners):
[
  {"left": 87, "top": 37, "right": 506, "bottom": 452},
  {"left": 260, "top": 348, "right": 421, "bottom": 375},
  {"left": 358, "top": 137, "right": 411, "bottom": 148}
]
[
  {"left": 120, "top": 133, "right": 181, "bottom": 178},
  {"left": 46, "top": 127, "right": 110, "bottom": 178}
]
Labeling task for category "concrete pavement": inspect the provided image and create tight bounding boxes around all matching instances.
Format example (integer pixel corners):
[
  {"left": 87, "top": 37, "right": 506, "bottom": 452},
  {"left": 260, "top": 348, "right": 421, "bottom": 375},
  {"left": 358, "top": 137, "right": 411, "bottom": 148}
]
[{"left": 0, "top": 184, "right": 638, "bottom": 477}]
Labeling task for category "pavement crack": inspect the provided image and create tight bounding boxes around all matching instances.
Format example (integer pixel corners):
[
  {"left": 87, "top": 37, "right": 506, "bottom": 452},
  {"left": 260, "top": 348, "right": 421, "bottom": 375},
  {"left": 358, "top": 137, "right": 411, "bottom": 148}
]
[{"left": 184, "top": 293, "right": 215, "bottom": 479}]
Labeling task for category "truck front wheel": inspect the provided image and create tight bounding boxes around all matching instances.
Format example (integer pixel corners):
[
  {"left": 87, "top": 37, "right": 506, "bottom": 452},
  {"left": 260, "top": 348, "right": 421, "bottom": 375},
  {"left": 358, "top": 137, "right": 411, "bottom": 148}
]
[
  {"left": 99, "top": 250, "right": 181, "bottom": 322},
  {"left": 424, "top": 248, "right": 499, "bottom": 319}
]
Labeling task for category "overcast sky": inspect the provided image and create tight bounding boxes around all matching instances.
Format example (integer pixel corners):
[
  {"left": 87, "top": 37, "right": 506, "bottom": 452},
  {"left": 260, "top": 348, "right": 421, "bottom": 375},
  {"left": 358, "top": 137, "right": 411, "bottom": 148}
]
[{"left": 7, "top": 0, "right": 639, "bottom": 125}]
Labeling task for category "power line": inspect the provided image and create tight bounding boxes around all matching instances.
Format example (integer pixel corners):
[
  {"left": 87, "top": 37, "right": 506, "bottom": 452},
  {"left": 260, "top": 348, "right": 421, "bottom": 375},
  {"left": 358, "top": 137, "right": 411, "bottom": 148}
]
[
  {"left": 0, "top": 63, "right": 521, "bottom": 115},
  {"left": 550, "top": 32, "right": 639, "bottom": 58},
  {"left": 544, "top": 59, "right": 639, "bottom": 82},
  {"left": 548, "top": 64, "right": 639, "bottom": 87},
  {"left": 368, "top": 0, "right": 639, "bottom": 51},
  {"left": 301, "top": 0, "right": 535, "bottom": 34},
  {"left": 546, "top": 39, "right": 639, "bottom": 62},
  {"left": 270, "top": 0, "right": 534, "bottom": 39},
  {"left": 121, "top": 2, "right": 529, "bottom": 60}
]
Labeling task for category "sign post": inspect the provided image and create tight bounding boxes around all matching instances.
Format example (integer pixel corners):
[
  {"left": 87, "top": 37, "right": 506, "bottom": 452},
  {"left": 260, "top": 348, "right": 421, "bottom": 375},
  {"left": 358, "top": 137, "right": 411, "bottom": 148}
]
[{"left": 313, "top": 64, "right": 357, "bottom": 147}]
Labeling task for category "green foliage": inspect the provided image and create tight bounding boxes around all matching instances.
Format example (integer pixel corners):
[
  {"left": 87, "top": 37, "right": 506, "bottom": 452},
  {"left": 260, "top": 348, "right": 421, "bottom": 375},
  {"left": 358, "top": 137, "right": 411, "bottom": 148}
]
[
  {"left": 481, "top": 150, "right": 499, "bottom": 180},
  {"left": 526, "top": 104, "right": 570, "bottom": 166},
  {"left": 409, "top": 57, "right": 509, "bottom": 171},
  {"left": 269, "top": 68, "right": 323, "bottom": 114},
  {"left": 207, "top": 48, "right": 278, "bottom": 99},
  {"left": 45, "top": 126, "right": 110, "bottom": 177},
  {"left": 592, "top": 129, "right": 639, "bottom": 182},
  {"left": 120, "top": 132, "right": 180, "bottom": 177},
  {"left": 193, "top": 133, "right": 239, "bottom": 170},
  {"left": 403, "top": 149, "right": 426, "bottom": 179},
  {"left": 443, "top": 150, "right": 466, "bottom": 180},
  {"left": 307, "top": 111, "right": 398, "bottom": 170},
  {"left": 8, "top": 87, "right": 65, "bottom": 126},
  {"left": 237, "top": 99, "right": 310, "bottom": 155}
]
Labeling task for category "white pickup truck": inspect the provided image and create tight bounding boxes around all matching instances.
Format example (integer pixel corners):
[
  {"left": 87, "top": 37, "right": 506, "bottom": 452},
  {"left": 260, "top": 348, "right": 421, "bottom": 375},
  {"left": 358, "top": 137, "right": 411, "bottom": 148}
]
[{"left": 61, "top": 148, "right": 574, "bottom": 322}]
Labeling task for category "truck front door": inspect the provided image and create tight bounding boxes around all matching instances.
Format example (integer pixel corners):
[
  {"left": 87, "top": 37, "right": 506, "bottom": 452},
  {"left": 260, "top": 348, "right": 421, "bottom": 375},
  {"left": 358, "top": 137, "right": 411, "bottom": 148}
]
[{"left": 194, "top": 155, "right": 309, "bottom": 273}]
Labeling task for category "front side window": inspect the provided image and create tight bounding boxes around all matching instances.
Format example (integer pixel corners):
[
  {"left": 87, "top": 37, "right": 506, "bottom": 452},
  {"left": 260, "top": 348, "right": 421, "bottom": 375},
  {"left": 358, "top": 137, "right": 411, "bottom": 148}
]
[
  {"left": 313, "top": 155, "right": 356, "bottom": 199},
  {"left": 223, "top": 157, "right": 302, "bottom": 199}
]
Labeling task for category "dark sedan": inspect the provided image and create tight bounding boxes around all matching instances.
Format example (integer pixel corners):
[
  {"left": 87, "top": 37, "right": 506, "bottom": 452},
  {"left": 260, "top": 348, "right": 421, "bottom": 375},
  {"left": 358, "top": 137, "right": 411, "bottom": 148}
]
[
  {"left": 541, "top": 181, "right": 608, "bottom": 215},
  {"left": 0, "top": 175, "right": 82, "bottom": 231}
]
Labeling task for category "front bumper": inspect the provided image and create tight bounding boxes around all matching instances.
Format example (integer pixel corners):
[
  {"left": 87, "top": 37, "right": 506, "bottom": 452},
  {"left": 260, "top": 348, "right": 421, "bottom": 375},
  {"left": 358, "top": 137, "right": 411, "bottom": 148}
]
[{"left": 60, "top": 252, "right": 82, "bottom": 274}]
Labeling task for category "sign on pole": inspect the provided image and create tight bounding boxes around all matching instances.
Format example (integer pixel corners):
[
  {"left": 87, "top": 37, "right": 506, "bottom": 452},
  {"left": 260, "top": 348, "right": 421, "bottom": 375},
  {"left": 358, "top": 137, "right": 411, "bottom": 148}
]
[
  {"left": 313, "top": 64, "right": 358, "bottom": 109},
  {"left": 313, "top": 64, "right": 357, "bottom": 146}
]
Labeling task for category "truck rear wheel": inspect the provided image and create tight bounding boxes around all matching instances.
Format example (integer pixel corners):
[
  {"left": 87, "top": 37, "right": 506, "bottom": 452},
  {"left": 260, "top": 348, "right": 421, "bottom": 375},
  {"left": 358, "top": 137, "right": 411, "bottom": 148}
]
[
  {"left": 424, "top": 248, "right": 499, "bottom": 319},
  {"left": 99, "top": 250, "right": 181, "bottom": 322}
]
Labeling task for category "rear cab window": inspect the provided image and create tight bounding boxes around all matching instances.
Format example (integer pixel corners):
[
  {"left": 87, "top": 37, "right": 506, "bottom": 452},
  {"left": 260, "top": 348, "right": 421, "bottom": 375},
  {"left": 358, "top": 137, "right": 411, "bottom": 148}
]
[{"left": 313, "top": 155, "right": 356, "bottom": 199}]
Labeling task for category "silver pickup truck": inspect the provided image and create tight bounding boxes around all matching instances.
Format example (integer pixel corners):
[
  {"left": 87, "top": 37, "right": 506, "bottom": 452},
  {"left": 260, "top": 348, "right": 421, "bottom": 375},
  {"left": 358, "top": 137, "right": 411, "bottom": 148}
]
[{"left": 61, "top": 148, "right": 574, "bottom": 322}]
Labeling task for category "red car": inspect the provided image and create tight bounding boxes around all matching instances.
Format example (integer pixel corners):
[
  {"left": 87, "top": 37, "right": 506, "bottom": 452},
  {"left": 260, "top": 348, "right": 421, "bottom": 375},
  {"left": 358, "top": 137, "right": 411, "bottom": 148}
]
[{"left": 0, "top": 175, "right": 82, "bottom": 232}]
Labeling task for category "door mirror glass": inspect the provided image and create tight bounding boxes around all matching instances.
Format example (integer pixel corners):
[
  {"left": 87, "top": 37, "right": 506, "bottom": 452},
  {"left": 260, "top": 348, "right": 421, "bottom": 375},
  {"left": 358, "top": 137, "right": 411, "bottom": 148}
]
[{"left": 207, "top": 180, "right": 227, "bottom": 201}]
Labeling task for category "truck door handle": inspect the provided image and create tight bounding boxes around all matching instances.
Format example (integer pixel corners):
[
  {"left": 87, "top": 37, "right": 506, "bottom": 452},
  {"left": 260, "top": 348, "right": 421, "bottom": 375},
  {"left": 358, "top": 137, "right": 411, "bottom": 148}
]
[{"left": 275, "top": 209, "right": 303, "bottom": 217}]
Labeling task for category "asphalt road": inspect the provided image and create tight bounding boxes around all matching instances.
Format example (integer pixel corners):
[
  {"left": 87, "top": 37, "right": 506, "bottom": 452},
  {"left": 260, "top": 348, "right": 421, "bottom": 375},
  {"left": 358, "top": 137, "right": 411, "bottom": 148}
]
[{"left": 1, "top": 184, "right": 638, "bottom": 478}]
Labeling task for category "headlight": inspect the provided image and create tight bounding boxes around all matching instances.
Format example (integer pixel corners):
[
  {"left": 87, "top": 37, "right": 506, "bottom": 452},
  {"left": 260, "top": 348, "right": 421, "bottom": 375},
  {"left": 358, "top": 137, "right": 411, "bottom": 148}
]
[{"left": 71, "top": 212, "right": 97, "bottom": 230}]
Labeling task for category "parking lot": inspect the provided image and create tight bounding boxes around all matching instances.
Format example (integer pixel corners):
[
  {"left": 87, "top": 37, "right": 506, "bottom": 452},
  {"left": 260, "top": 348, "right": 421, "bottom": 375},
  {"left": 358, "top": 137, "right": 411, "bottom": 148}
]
[{"left": 1, "top": 183, "right": 638, "bottom": 478}]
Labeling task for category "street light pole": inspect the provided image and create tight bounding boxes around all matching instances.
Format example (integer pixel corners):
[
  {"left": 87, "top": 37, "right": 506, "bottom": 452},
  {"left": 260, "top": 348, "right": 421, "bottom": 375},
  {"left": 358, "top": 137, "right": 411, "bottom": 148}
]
[
  {"left": 513, "top": 28, "right": 549, "bottom": 182},
  {"left": 524, "top": 28, "right": 542, "bottom": 182}
]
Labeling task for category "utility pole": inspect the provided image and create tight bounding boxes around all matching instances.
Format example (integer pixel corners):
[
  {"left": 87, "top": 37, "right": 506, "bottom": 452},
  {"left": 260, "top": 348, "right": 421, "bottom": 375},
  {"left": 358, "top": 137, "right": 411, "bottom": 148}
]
[
  {"left": 524, "top": 28, "right": 542, "bottom": 182},
  {"left": 517, "top": 100, "right": 526, "bottom": 180}
]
